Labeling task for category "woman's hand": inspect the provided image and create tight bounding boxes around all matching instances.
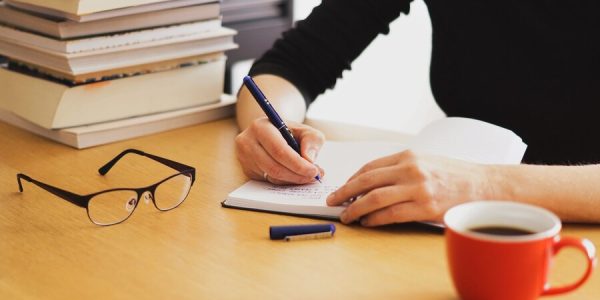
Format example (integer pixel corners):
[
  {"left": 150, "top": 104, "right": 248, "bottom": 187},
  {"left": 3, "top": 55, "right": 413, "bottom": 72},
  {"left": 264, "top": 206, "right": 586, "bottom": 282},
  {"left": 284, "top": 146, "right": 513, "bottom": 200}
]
[
  {"left": 235, "top": 117, "right": 325, "bottom": 185},
  {"left": 326, "top": 150, "right": 494, "bottom": 226}
]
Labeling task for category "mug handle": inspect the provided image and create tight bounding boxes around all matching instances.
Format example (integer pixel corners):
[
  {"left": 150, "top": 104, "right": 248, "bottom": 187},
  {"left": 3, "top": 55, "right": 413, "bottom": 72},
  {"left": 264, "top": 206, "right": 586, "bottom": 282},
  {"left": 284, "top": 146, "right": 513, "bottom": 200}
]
[{"left": 542, "top": 236, "right": 597, "bottom": 296}]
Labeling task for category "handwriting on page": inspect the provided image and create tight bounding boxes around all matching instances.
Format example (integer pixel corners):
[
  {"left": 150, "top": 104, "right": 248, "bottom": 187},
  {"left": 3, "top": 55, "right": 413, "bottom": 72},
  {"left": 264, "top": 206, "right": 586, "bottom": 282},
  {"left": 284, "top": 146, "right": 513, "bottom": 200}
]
[{"left": 265, "top": 185, "right": 338, "bottom": 201}]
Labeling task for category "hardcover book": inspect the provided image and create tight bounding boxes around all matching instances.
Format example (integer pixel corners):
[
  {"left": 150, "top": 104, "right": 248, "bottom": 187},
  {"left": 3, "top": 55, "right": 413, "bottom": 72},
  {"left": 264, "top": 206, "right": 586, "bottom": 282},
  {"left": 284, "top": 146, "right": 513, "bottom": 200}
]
[
  {"left": 4, "top": 0, "right": 216, "bottom": 19},
  {"left": 0, "top": 27, "right": 237, "bottom": 76},
  {"left": 0, "top": 55, "right": 226, "bottom": 128},
  {"left": 0, "top": 2, "right": 220, "bottom": 39},
  {"left": 0, "top": 94, "right": 236, "bottom": 148}
]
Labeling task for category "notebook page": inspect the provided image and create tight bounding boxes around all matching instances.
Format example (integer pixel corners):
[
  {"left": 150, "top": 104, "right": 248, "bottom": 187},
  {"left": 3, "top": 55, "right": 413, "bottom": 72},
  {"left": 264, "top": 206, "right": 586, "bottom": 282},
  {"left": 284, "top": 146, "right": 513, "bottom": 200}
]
[
  {"left": 317, "top": 141, "right": 406, "bottom": 185},
  {"left": 227, "top": 141, "right": 405, "bottom": 209},
  {"left": 228, "top": 180, "right": 338, "bottom": 207},
  {"left": 409, "top": 117, "right": 527, "bottom": 164}
]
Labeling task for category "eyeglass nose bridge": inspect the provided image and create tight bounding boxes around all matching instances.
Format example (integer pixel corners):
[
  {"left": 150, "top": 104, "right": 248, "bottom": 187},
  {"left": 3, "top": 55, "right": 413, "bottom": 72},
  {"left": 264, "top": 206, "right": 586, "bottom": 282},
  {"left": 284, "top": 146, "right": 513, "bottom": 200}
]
[
  {"left": 137, "top": 186, "right": 160, "bottom": 210},
  {"left": 142, "top": 190, "right": 153, "bottom": 204},
  {"left": 121, "top": 188, "right": 157, "bottom": 216}
]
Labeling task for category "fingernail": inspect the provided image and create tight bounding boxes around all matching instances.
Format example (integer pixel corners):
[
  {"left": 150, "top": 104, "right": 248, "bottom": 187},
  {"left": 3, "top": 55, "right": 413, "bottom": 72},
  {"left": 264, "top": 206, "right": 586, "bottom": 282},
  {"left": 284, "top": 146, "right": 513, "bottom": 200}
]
[
  {"left": 340, "top": 210, "right": 348, "bottom": 223},
  {"left": 326, "top": 192, "right": 334, "bottom": 204},
  {"left": 307, "top": 148, "right": 317, "bottom": 162}
]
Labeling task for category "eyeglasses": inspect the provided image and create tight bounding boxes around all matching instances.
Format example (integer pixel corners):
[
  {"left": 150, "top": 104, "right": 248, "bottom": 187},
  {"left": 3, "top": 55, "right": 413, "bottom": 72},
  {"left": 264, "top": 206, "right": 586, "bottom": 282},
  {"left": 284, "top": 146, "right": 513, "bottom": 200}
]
[{"left": 17, "top": 149, "right": 196, "bottom": 226}]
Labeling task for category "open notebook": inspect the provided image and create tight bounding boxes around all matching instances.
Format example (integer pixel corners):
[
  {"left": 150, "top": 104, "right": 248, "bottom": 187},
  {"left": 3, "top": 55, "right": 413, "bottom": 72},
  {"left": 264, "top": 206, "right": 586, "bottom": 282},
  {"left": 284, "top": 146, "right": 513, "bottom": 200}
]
[{"left": 222, "top": 117, "right": 527, "bottom": 220}]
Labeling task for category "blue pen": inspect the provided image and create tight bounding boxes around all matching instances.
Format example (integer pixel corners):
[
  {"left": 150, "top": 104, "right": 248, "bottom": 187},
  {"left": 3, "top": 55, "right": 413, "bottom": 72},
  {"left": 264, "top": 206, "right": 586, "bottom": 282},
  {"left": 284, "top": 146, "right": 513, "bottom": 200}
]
[
  {"left": 269, "top": 223, "right": 336, "bottom": 240},
  {"left": 243, "top": 75, "right": 321, "bottom": 183}
]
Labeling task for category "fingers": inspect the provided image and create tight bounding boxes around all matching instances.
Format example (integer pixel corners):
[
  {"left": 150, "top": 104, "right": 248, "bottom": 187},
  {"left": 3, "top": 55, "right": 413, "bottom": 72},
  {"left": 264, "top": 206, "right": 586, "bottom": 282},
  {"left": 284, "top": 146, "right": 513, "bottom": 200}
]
[
  {"left": 327, "top": 150, "right": 443, "bottom": 226},
  {"left": 326, "top": 166, "right": 399, "bottom": 206},
  {"left": 327, "top": 161, "right": 427, "bottom": 206},
  {"left": 255, "top": 121, "right": 320, "bottom": 179},
  {"left": 340, "top": 187, "right": 435, "bottom": 226},
  {"left": 339, "top": 185, "right": 415, "bottom": 224},
  {"left": 256, "top": 145, "right": 317, "bottom": 184},
  {"left": 336, "top": 181, "right": 442, "bottom": 226},
  {"left": 237, "top": 134, "right": 316, "bottom": 184},
  {"left": 347, "top": 150, "right": 417, "bottom": 183},
  {"left": 360, "top": 201, "right": 427, "bottom": 227},
  {"left": 317, "top": 165, "right": 325, "bottom": 180},
  {"left": 293, "top": 123, "right": 325, "bottom": 163},
  {"left": 235, "top": 117, "right": 324, "bottom": 184}
]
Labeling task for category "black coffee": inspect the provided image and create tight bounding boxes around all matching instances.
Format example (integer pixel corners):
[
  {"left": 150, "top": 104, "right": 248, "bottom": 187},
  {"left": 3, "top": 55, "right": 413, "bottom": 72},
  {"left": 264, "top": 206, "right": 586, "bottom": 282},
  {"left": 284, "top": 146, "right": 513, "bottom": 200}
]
[{"left": 469, "top": 226, "right": 535, "bottom": 236}]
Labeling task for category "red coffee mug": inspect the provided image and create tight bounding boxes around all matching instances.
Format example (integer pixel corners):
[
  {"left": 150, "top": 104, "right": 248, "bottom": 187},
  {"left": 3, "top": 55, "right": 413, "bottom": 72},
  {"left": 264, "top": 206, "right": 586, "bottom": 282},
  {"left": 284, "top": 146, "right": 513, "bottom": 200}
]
[{"left": 444, "top": 201, "right": 597, "bottom": 300}]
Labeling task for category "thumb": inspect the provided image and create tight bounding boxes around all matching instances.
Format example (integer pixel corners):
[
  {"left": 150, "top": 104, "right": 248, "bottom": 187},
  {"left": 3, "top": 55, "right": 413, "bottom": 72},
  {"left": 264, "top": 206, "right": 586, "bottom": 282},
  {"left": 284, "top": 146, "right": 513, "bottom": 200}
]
[{"left": 298, "top": 129, "right": 325, "bottom": 163}]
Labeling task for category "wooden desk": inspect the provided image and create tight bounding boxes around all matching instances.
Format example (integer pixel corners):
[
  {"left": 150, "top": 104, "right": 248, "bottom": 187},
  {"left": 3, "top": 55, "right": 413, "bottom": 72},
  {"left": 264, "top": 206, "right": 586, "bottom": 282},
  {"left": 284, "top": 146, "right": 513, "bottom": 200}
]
[{"left": 0, "top": 118, "right": 598, "bottom": 299}]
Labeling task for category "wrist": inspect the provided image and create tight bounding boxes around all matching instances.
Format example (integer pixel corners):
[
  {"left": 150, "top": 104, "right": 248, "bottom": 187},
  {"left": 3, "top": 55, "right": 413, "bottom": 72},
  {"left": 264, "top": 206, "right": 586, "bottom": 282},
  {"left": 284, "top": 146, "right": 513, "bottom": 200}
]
[{"left": 481, "top": 164, "right": 517, "bottom": 201}]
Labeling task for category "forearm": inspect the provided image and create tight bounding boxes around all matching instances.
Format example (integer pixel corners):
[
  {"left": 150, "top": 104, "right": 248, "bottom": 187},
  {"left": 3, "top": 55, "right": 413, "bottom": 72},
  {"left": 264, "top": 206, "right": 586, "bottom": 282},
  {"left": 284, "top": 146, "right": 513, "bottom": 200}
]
[
  {"left": 236, "top": 74, "right": 307, "bottom": 130},
  {"left": 486, "top": 164, "right": 600, "bottom": 223}
]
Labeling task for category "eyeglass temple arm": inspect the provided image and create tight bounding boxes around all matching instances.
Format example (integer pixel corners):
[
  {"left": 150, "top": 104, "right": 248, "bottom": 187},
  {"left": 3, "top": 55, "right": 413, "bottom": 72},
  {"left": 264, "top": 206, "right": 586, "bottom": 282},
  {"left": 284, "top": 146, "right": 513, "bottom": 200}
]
[
  {"left": 98, "top": 149, "right": 195, "bottom": 183},
  {"left": 17, "top": 173, "right": 87, "bottom": 208}
]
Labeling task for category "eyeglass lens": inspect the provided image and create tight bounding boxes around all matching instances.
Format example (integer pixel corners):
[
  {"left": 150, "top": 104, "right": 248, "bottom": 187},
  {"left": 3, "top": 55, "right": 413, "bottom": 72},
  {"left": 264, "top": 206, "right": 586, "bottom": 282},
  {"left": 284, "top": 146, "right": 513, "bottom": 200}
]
[
  {"left": 86, "top": 173, "right": 192, "bottom": 225},
  {"left": 154, "top": 174, "right": 193, "bottom": 211},
  {"left": 88, "top": 190, "right": 138, "bottom": 225}
]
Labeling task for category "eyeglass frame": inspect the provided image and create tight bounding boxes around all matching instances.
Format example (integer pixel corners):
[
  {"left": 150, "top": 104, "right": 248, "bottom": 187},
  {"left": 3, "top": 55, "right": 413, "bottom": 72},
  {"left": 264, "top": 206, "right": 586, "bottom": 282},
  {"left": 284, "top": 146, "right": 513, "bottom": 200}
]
[{"left": 16, "top": 149, "right": 196, "bottom": 226}]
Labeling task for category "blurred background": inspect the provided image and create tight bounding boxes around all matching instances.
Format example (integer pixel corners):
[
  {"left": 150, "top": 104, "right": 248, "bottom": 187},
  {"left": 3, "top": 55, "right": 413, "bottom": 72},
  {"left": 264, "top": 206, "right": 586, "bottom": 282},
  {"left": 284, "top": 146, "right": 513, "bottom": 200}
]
[{"left": 227, "top": 0, "right": 444, "bottom": 135}]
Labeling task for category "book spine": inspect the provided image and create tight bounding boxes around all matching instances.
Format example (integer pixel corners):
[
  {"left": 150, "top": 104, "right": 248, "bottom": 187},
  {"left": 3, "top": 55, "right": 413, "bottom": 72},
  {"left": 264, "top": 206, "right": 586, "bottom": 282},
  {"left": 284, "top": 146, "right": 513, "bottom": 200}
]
[{"left": 0, "top": 58, "right": 226, "bottom": 129}]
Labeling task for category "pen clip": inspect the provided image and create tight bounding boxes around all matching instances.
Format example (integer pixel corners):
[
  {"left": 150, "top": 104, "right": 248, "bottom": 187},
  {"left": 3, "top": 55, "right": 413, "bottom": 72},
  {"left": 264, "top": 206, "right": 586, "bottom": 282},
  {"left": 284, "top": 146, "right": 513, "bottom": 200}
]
[{"left": 284, "top": 231, "right": 334, "bottom": 241}]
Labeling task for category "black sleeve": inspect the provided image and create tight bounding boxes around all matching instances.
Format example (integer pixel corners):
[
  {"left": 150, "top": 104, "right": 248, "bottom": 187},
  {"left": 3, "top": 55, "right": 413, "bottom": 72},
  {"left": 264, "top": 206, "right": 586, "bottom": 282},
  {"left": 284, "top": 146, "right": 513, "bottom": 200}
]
[{"left": 248, "top": 0, "right": 413, "bottom": 106}]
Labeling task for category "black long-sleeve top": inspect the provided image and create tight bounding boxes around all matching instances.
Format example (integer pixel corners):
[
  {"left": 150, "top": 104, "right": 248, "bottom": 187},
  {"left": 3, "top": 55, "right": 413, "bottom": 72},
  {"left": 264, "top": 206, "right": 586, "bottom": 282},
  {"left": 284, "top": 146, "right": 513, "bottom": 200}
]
[{"left": 249, "top": 0, "right": 600, "bottom": 164}]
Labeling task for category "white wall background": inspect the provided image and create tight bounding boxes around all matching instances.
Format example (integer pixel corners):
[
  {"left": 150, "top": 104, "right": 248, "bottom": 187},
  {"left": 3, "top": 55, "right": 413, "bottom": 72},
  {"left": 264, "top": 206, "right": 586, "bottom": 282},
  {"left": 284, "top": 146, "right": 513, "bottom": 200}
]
[{"left": 232, "top": 0, "right": 444, "bottom": 134}]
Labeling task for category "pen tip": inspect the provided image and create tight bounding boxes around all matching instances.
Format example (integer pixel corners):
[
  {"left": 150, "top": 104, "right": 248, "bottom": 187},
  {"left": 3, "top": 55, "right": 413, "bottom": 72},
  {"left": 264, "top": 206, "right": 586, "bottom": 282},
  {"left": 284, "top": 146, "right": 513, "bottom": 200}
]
[{"left": 315, "top": 175, "right": 322, "bottom": 183}]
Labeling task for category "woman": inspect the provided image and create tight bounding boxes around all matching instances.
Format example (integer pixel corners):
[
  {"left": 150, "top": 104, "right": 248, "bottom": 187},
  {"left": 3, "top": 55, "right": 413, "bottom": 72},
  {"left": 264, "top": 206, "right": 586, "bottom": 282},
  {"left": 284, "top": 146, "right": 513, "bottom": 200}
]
[{"left": 234, "top": 0, "right": 600, "bottom": 225}]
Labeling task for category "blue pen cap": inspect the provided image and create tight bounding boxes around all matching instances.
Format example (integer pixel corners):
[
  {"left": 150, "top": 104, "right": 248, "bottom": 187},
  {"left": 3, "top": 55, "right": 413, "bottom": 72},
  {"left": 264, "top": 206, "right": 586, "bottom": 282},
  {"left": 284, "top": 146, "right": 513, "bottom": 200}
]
[{"left": 269, "top": 223, "right": 336, "bottom": 240}]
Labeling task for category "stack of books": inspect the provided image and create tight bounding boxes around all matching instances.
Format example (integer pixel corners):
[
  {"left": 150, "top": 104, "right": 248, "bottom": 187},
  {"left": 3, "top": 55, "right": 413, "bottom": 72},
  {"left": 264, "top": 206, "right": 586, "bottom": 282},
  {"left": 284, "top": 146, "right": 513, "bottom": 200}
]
[{"left": 0, "top": 0, "right": 238, "bottom": 148}]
